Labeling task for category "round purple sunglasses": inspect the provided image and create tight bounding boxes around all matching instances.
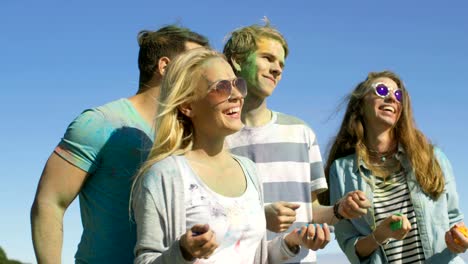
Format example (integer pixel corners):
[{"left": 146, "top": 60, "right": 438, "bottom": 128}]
[{"left": 372, "top": 82, "right": 403, "bottom": 102}]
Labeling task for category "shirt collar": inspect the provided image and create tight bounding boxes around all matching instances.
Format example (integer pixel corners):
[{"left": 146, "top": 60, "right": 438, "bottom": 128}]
[{"left": 353, "top": 143, "right": 406, "bottom": 173}]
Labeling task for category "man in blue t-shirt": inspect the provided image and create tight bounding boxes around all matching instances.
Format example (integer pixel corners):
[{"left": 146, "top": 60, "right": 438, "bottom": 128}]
[{"left": 31, "top": 25, "right": 209, "bottom": 264}]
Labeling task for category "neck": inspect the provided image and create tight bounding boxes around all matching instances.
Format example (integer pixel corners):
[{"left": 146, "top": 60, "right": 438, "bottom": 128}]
[
  {"left": 364, "top": 132, "right": 400, "bottom": 175},
  {"left": 365, "top": 127, "right": 396, "bottom": 153},
  {"left": 241, "top": 95, "right": 271, "bottom": 127},
  {"left": 128, "top": 84, "right": 161, "bottom": 126},
  {"left": 188, "top": 134, "right": 229, "bottom": 162}
]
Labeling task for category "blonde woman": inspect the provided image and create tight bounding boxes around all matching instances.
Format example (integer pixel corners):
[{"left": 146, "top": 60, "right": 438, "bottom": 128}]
[
  {"left": 131, "top": 48, "right": 308, "bottom": 264},
  {"left": 325, "top": 70, "right": 467, "bottom": 263}
]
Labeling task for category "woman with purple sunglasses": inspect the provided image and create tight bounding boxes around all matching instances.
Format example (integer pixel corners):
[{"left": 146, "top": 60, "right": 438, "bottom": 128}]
[{"left": 319, "top": 70, "right": 467, "bottom": 263}]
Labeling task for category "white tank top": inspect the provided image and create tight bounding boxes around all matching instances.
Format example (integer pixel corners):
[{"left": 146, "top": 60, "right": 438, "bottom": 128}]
[{"left": 180, "top": 156, "right": 266, "bottom": 264}]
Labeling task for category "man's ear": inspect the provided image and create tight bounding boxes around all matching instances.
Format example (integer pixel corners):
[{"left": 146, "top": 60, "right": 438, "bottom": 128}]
[
  {"left": 158, "top": 56, "right": 171, "bottom": 76},
  {"left": 178, "top": 102, "right": 194, "bottom": 118},
  {"left": 230, "top": 56, "right": 242, "bottom": 72}
]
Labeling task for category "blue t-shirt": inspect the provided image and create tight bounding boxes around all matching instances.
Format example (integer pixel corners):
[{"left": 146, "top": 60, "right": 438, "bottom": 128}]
[{"left": 55, "top": 98, "right": 154, "bottom": 263}]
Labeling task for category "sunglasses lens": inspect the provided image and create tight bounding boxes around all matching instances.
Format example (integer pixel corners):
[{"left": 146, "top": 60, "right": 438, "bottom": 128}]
[
  {"left": 375, "top": 84, "right": 389, "bottom": 97},
  {"left": 394, "top": 90, "right": 403, "bottom": 102},
  {"left": 234, "top": 78, "right": 248, "bottom": 97},
  {"left": 215, "top": 80, "right": 232, "bottom": 99}
]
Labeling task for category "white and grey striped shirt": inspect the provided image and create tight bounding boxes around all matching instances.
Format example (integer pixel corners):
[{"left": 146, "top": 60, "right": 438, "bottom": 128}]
[{"left": 226, "top": 111, "right": 328, "bottom": 264}]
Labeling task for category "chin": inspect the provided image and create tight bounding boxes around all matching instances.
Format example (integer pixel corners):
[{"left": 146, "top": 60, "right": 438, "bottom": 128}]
[
  {"left": 377, "top": 115, "right": 398, "bottom": 126},
  {"left": 385, "top": 119, "right": 398, "bottom": 127},
  {"left": 224, "top": 124, "right": 243, "bottom": 135}
]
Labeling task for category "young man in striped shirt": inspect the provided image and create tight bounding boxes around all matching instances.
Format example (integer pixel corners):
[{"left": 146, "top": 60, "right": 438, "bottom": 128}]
[{"left": 223, "top": 20, "right": 371, "bottom": 263}]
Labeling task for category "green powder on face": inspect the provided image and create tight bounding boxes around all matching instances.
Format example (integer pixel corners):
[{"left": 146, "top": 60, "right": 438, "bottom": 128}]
[{"left": 239, "top": 52, "right": 258, "bottom": 88}]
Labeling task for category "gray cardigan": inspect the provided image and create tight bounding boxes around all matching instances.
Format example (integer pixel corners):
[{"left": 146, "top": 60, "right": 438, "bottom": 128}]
[{"left": 133, "top": 154, "right": 298, "bottom": 264}]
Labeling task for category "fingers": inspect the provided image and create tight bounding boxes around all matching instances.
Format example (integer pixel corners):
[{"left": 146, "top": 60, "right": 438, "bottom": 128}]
[
  {"left": 446, "top": 230, "right": 467, "bottom": 254},
  {"left": 354, "top": 191, "right": 371, "bottom": 209},
  {"left": 339, "top": 191, "right": 370, "bottom": 219},
  {"left": 453, "top": 223, "right": 468, "bottom": 247},
  {"left": 275, "top": 202, "right": 300, "bottom": 216},
  {"left": 191, "top": 223, "right": 210, "bottom": 236},
  {"left": 387, "top": 214, "right": 411, "bottom": 240},
  {"left": 322, "top": 223, "right": 332, "bottom": 245},
  {"left": 399, "top": 216, "right": 411, "bottom": 239},
  {"left": 339, "top": 198, "right": 365, "bottom": 219},
  {"left": 299, "top": 223, "right": 331, "bottom": 250},
  {"left": 266, "top": 202, "right": 300, "bottom": 232},
  {"left": 191, "top": 232, "right": 218, "bottom": 259},
  {"left": 341, "top": 198, "right": 363, "bottom": 218},
  {"left": 280, "top": 201, "right": 301, "bottom": 210},
  {"left": 448, "top": 224, "right": 468, "bottom": 253},
  {"left": 277, "top": 218, "right": 296, "bottom": 232},
  {"left": 183, "top": 225, "right": 219, "bottom": 259}
]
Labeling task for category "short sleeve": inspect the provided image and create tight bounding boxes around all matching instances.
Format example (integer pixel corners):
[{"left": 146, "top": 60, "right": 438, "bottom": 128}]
[
  {"left": 55, "top": 109, "right": 115, "bottom": 173},
  {"left": 306, "top": 126, "right": 328, "bottom": 193}
]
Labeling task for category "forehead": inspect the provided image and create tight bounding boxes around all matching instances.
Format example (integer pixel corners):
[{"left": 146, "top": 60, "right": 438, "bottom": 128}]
[
  {"left": 255, "top": 37, "right": 285, "bottom": 59},
  {"left": 202, "top": 57, "right": 235, "bottom": 81}
]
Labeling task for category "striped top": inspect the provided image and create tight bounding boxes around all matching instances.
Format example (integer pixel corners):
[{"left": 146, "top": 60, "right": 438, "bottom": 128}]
[
  {"left": 373, "top": 170, "right": 425, "bottom": 263},
  {"left": 226, "top": 111, "right": 328, "bottom": 264}
]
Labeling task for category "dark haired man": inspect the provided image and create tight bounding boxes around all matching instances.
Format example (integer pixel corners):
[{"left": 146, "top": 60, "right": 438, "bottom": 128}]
[{"left": 31, "top": 25, "right": 209, "bottom": 264}]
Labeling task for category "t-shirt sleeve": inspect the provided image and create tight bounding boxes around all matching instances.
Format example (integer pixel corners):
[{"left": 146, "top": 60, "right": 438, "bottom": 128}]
[
  {"left": 55, "top": 109, "right": 114, "bottom": 173},
  {"left": 306, "top": 126, "right": 328, "bottom": 193}
]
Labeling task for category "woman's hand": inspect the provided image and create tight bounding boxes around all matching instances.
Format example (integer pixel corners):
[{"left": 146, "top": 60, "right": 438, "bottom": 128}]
[
  {"left": 179, "top": 224, "right": 218, "bottom": 260},
  {"left": 445, "top": 222, "right": 468, "bottom": 254},
  {"left": 374, "top": 214, "right": 411, "bottom": 244},
  {"left": 284, "top": 223, "right": 332, "bottom": 252},
  {"left": 337, "top": 190, "right": 371, "bottom": 219}
]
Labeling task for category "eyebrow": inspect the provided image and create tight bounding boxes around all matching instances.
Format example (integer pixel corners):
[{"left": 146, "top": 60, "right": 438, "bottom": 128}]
[{"left": 258, "top": 51, "right": 285, "bottom": 68}]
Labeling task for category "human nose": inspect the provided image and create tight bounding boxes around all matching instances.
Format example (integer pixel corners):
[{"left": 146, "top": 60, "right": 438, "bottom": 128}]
[
  {"left": 270, "top": 61, "right": 283, "bottom": 78},
  {"left": 228, "top": 85, "right": 244, "bottom": 101},
  {"left": 385, "top": 90, "right": 398, "bottom": 103},
  {"left": 229, "top": 88, "right": 242, "bottom": 100}
]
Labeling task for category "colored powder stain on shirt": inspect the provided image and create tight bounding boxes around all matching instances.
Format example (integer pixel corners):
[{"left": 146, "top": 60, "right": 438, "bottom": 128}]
[{"left": 234, "top": 238, "right": 241, "bottom": 253}]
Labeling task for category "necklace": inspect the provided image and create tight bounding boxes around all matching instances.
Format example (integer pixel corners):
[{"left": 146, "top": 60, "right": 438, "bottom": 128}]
[
  {"left": 365, "top": 144, "right": 401, "bottom": 178},
  {"left": 367, "top": 145, "right": 398, "bottom": 163}
]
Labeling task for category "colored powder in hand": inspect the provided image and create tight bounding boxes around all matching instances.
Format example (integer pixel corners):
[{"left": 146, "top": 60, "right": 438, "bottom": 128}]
[
  {"left": 390, "top": 213, "right": 403, "bottom": 231},
  {"left": 454, "top": 226, "right": 468, "bottom": 246}
]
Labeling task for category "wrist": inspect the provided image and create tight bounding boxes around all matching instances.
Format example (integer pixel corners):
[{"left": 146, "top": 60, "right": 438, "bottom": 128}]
[
  {"left": 333, "top": 201, "right": 345, "bottom": 220},
  {"left": 370, "top": 230, "right": 387, "bottom": 247},
  {"left": 283, "top": 235, "right": 300, "bottom": 254},
  {"left": 179, "top": 236, "right": 194, "bottom": 261}
]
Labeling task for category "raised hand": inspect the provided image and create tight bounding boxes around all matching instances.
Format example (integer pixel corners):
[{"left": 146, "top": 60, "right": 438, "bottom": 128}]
[
  {"left": 445, "top": 222, "right": 468, "bottom": 254},
  {"left": 180, "top": 224, "right": 218, "bottom": 260},
  {"left": 265, "top": 201, "right": 300, "bottom": 232},
  {"left": 284, "top": 223, "right": 332, "bottom": 252},
  {"left": 374, "top": 214, "right": 411, "bottom": 244},
  {"left": 337, "top": 190, "right": 371, "bottom": 219}
]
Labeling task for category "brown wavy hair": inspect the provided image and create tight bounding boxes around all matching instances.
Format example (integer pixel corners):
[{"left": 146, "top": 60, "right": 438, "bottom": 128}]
[{"left": 318, "top": 70, "right": 444, "bottom": 205}]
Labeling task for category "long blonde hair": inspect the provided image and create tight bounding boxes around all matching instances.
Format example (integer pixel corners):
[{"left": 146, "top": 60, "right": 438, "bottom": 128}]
[
  {"left": 130, "top": 48, "right": 226, "bottom": 209},
  {"left": 318, "top": 70, "right": 444, "bottom": 205}
]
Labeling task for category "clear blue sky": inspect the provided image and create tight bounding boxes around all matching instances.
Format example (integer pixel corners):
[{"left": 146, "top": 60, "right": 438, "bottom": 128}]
[{"left": 1, "top": 1, "right": 467, "bottom": 263}]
